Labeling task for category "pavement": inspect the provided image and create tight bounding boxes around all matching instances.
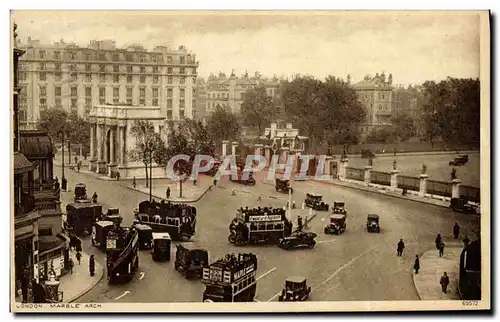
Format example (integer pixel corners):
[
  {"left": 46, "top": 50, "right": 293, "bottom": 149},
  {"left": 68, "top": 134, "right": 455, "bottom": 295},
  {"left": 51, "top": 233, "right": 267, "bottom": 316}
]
[
  {"left": 126, "top": 177, "right": 213, "bottom": 203},
  {"left": 412, "top": 245, "right": 463, "bottom": 300},
  {"left": 53, "top": 164, "right": 480, "bottom": 303},
  {"left": 61, "top": 250, "right": 104, "bottom": 303}
]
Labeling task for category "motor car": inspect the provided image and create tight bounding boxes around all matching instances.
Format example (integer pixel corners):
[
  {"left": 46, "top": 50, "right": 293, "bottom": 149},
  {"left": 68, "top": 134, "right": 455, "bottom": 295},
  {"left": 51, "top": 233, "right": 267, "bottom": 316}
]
[
  {"left": 74, "top": 183, "right": 88, "bottom": 202},
  {"left": 174, "top": 244, "right": 209, "bottom": 279},
  {"left": 449, "top": 154, "right": 469, "bottom": 166},
  {"left": 450, "top": 198, "right": 479, "bottom": 215},
  {"left": 151, "top": 232, "right": 171, "bottom": 261},
  {"left": 331, "top": 202, "right": 347, "bottom": 215},
  {"left": 304, "top": 193, "right": 329, "bottom": 211},
  {"left": 278, "top": 276, "right": 311, "bottom": 301},
  {"left": 277, "top": 232, "right": 317, "bottom": 250},
  {"left": 275, "top": 178, "right": 293, "bottom": 194},
  {"left": 324, "top": 214, "right": 346, "bottom": 235},
  {"left": 366, "top": 214, "right": 380, "bottom": 233}
]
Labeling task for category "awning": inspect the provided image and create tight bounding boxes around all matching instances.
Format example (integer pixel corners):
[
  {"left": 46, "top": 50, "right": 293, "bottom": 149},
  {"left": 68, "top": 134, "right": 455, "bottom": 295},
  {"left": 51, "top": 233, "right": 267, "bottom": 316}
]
[
  {"left": 39, "top": 235, "right": 65, "bottom": 253},
  {"left": 19, "top": 131, "right": 54, "bottom": 159},
  {"left": 14, "top": 152, "right": 35, "bottom": 174}
]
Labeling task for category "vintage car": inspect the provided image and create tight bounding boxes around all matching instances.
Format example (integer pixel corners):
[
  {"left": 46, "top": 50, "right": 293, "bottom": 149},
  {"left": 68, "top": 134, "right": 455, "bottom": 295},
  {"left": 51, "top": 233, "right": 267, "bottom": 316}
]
[
  {"left": 275, "top": 178, "right": 294, "bottom": 194},
  {"left": 101, "top": 208, "right": 123, "bottom": 225},
  {"left": 66, "top": 202, "right": 103, "bottom": 236},
  {"left": 332, "top": 202, "right": 347, "bottom": 215},
  {"left": 278, "top": 276, "right": 311, "bottom": 301},
  {"left": 450, "top": 198, "right": 479, "bottom": 215},
  {"left": 304, "top": 193, "right": 329, "bottom": 211},
  {"left": 174, "top": 244, "right": 209, "bottom": 279},
  {"left": 133, "top": 223, "right": 153, "bottom": 250},
  {"left": 366, "top": 214, "right": 380, "bottom": 233},
  {"left": 74, "top": 183, "right": 88, "bottom": 202},
  {"left": 277, "top": 232, "right": 317, "bottom": 250},
  {"left": 449, "top": 154, "right": 469, "bottom": 166},
  {"left": 151, "top": 232, "right": 172, "bottom": 261},
  {"left": 324, "top": 214, "right": 346, "bottom": 235}
]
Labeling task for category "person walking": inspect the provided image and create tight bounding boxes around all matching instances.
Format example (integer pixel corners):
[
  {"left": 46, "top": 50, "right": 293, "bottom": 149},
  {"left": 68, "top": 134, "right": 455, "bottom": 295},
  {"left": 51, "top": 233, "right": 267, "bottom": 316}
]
[
  {"left": 397, "top": 239, "right": 405, "bottom": 256},
  {"left": 438, "top": 241, "right": 445, "bottom": 257},
  {"left": 76, "top": 251, "right": 82, "bottom": 265},
  {"left": 213, "top": 178, "right": 217, "bottom": 186},
  {"left": 297, "top": 216, "right": 303, "bottom": 232},
  {"left": 231, "top": 188, "right": 236, "bottom": 196},
  {"left": 89, "top": 255, "right": 95, "bottom": 277},
  {"left": 92, "top": 192, "right": 98, "bottom": 203},
  {"left": 166, "top": 187, "right": 171, "bottom": 199},
  {"left": 116, "top": 171, "right": 120, "bottom": 181},
  {"left": 68, "top": 258, "right": 74, "bottom": 274},
  {"left": 435, "top": 234, "right": 442, "bottom": 250},
  {"left": 440, "top": 272, "right": 450, "bottom": 294},
  {"left": 413, "top": 255, "right": 420, "bottom": 274},
  {"left": 453, "top": 222, "right": 460, "bottom": 239},
  {"left": 463, "top": 235, "right": 471, "bottom": 247},
  {"left": 77, "top": 162, "right": 81, "bottom": 173}
]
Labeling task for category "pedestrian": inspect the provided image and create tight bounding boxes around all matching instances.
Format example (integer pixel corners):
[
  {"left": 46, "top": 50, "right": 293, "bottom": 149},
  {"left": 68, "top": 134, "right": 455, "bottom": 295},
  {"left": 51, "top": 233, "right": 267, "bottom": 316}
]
[
  {"left": 304, "top": 216, "right": 309, "bottom": 229},
  {"left": 440, "top": 272, "right": 450, "bottom": 294},
  {"left": 76, "top": 251, "right": 82, "bottom": 265},
  {"left": 89, "top": 254, "right": 95, "bottom": 277},
  {"left": 438, "top": 241, "right": 445, "bottom": 257},
  {"left": 397, "top": 239, "right": 405, "bottom": 256},
  {"left": 68, "top": 258, "right": 74, "bottom": 274},
  {"left": 74, "top": 156, "right": 78, "bottom": 165},
  {"left": 413, "top": 255, "right": 420, "bottom": 274},
  {"left": 32, "top": 279, "right": 46, "bottom": 303},
  {"left": 435, "top": 234, "right": 442, "bottom": 250},
  {"left": 292, "top": 200, "right": 296, "bottom": 209},
  {"left": 116, "top": 171, "right": 120, "bottom": 181},
  {"left": 92, "top": 192, "right": 98, "bottom": 203},
  {"left": 463, "top": 235, "right": 471, "bottom": 247},
  {"left": 20, "top": 273, "right": 29, "bottom": 303},
  {"left": 77, "top": 162, "right": 80, "bottom": 173},
  {"left": 231, "top": 189, "right": 236, "bottom": 196},
  {"left": 297, "top": 216, "right": 303, "bottom": 232},
  {"left": 193, "top": 179, "right": 197, "bottom": 186},
  {"left": 257, "top": 195, "right": 261, "bottom": 202},
  {"left": 213, "top": 178, "right": 217, "bottom": 186},
  {"left": 166, "top": 187, "right": 171, "bottom": 199},
  {"left": 133, "top": 176, "right": 137, "bottom": 188},
  {"left": 453, "top": 222, "right": 460, "bottom": 239}
]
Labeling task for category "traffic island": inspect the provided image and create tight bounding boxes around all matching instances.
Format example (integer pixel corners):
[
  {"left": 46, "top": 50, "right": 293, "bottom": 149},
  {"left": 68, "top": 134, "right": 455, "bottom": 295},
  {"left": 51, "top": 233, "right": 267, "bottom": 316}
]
[{"left": 412, "top": 246, "right": 463, "bottom": 300}]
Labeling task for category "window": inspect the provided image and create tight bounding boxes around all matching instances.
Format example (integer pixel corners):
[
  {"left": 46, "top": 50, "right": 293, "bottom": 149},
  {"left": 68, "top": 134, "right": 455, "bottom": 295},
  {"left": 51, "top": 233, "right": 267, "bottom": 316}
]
[
  {"left": 152, "top": 99, "right": 158, "bottom": 106},
  {"left": 99, "top": 98, "right": 105, "bottom": 105},
  {"left": 99, "top": 64, "right": 105, "bottom": 73},
  {"left": 85, "top": 98, "right": 92, "bottom": 108},
  {"left": 125, "top": 54, "right": 133, "bottom": 62},
  {"left": 69, "top": 53, "right": 76, "bottom": 60},
  {"left": 39, "top": 63, "right": 46, "bottom": 70},
  {"left": 99, "top": 53, "right": 106, "bottom": 61},
  {"left": 69, "top": 64, "right": 76, "bottom": 71},
  {"left": 180, "top": 67, "right": 185, "bottom": 74},
  {"left": 167, "top": 67, "right": 173, "bottom": 74},
  {"left": 167, "top": 110, "right": 173, "bottom": 119},
  {"left": 139, "top": 67, "right": 145, "bottom": 73},
  {"left": 167, "top": 56, "right": 173, "bottom": 63},
  {"left": 139, "top": 87, "right": 146, "bottom": 97},
  {"left": 179, "top": 109, "right": 185, "bottom": 119},
  {"left": 85, "top": 87, "right": 92, "bottom": 97},
  {"left": 113, "top": 75, "right": 120, "bottom": 83},
  {"left": 55, "top": 86, "right": 62, "bottom": 96},
  {"left": 39, "top": 98, "right": 47, "bottom": 109},
  {"left": 71, "top": 99, "right": 77, "bottom": 108},
  {"left": 153, "top": 66, "right": 159, "bottom": 73},
  {"left": 167, "top": 99, "right": 173, "bottom": 109},
  {"left": 99, "top": 87, "right": 106, "bottom": 97},
  {"left": 113, "top": 87, "right": 119, "bottom": 98},
  {"left": 55, "top": 73, "right": 62, "bottom": 81},
  {"left": 126, "top": 99, "right": 132, "bottom": 105},
  {"left": 180, "top": 56, "right": 185, "bottom": 64},
  {"left": 152, "top": 88, "right": 159, "bottom": 98},
  {"left": 153, "top": 76, "right": 159, "bottom": 84},
  {"left": 152, "top": 56, "right": 158, "bottom": 63},
  {"left": 39, "top": 50, "right": 46, "bottom": 59},
  {"left": 113, "top": 66, "right": 119, "bottom": 73},
  {"left": 39, "top": 86, "right": 47, "bottom": 97},
  {"left": 126, "top": 88, "right": 133, "bottom": 98},
  {"left": 180, "top": 88, "right": 185, "bottom": 98},
  {"left": 99, "top": 74, "right": 106, "bottom": 83},
  {"left": 139, "top": 55, "right": 145, "bottom": 62},
  {"left": 55, "top": 98, "right": 62, "bottom": 108},
  {"left": 113, "top": 54, "right": 119, "bottom": 62},
  {"left": 54, "top": 63, "right": 61, "bottom": 71},
  {"left": 127, "top": 75, "right": 132, "bottom": 83},
  {"left": 167, "top": 88, "right": 173, "bottom": 97},
  {"left": 71, "top": 87, "right": 77, "bottom": 97},
  {"left": 19, "top": 72, "right": 26, "bottom": 81},
  {"left": 139, "top": 99, "right": 145, "bottom": 105},
  {"left": 71, "top": 73, "right": 77, "bottom": 81},
  {"left": 85, "top": 53, "right": 91, "bottom": 61},
  {"left": 180, "top": 77, "right": 186, "bottom": 84},
  {"left": 39, "top": 72, "right": 47, "bottom": 81},
  {"left": 167, "top": 76, "right": 173, "bottom": 84},
  {"left": 127, "top": 66, "right": 133, "bottom": 73},
  {"left": 140, "top": 75, "right": 146, "bottom": 83},
  {"left": 179, "top": 99, "right": 185, "bottom": 109},
  {"left": 54, "top": 51, "right": 61, "bottom": 59},
  {"left": 85, "top": 73, "right": 92, "bottom": 82}
]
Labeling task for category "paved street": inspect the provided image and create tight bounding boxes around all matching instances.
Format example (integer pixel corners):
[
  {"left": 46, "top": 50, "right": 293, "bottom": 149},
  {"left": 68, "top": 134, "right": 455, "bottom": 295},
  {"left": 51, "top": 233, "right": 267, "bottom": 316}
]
[{"left": 54, "top": 165, "right": 479, "bottom": 303}]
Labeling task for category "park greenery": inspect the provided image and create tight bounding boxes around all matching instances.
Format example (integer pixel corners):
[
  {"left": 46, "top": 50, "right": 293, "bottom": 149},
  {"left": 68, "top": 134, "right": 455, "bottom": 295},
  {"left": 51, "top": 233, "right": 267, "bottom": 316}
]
[{"left": 205, "top": 105, "right": 241, "bottom": 147}]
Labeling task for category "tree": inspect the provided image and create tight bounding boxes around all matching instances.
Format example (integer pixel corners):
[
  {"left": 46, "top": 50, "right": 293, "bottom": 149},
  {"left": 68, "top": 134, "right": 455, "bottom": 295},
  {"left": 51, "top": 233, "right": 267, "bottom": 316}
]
[
  {"left": 240, "top": 86, "right": 280, "bottom": 134},
  {"left": 421, "top": 78, "right": 480, "bottom": 149},
  {"left": 366, "top": 127, "right": 396, "bottom": 144},
  {"left": 37, "top": 107, "right": 69, "bottom": 142},
  {"left": 128, "top": 120, "right": 165, "bottom": 187},
  {"left": 67, "top": 112, "right": 91, "bottom": 156},
  {"left": 391, "top": 111, "right": 416, "bottom": 142},
  {"left": 205, "top": 105, "right": 241, "bottom": 147},
  {"left": 182, "top": 119, "right": 216, "bottom": 155}
]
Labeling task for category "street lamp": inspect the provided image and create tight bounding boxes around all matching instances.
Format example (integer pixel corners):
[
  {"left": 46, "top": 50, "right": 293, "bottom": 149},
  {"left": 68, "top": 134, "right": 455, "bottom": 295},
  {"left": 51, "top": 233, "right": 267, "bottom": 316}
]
[
  {"left": 59, "top": 130, "right": 67, "bottom": 191},
  {"left": 149, "top": 151, "right": 153, "bottom": 202}
]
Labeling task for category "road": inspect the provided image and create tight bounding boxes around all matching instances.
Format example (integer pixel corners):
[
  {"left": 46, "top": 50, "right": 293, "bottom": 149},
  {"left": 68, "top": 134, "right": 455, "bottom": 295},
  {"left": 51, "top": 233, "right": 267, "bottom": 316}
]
[{"left": 55, "top": 166, "right": 479, "bottom": 303}]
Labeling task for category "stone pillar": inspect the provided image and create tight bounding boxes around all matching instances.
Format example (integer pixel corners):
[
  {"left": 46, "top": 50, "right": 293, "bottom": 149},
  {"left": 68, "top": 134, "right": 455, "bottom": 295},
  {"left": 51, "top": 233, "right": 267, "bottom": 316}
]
[
  {"left": 108, "top": 128, "right": 117, "bottom": 176},
  {"left": 338, "top": 158, "right": 349, "bottom": 180},
  {"left": 419, "top": 174, "right": 428, "bottom": 197},
  {"left": 254, "top": 143, "right": 263, "bottom": 156},
  {"left": 324, "top": 156, "right": 334, "bottom": 177},
  {"left": 231, "top": 141, "right": 238, "bottom": 157},
  {"left": 89, "top": 124, "right": 95, "bottom": 159},
  {"left": 364, "top": 166, "right": 372, "bottom": 186},
  {"left": 222, "top": 140, "right": 229, "bottom": 157},
  {"left": 96, "top": 124, "right": 103, "bottom": 174},
  {"left": 264, "top": 146, "right": 271, "bottom": 166},
  {"left": 280, "top": 146, "right": 290, "bottom": 164},
  {"left": 121, "top": 126, "right": 126, "bottom": 165},
  {"left": 451, "top": 179, "right": 462, "bottom": 199},
  {"left": 390, "top": 169, "right": 399, "bottom": 192}
]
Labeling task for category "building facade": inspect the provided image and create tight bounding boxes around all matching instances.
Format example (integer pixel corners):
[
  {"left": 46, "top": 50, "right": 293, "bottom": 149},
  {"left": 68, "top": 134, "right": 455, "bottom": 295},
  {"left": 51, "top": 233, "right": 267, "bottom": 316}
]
[
  {"left": 352, "top": 72, "right": 394, "bottom": 136},
  {"left": 202, "top": 71, "right": 281, "bottom": 117},
  {"left": 17, "top": 38, "right": 198, "bottom": 129},
  {"left": 392, "top": 85, "right": 426, "bottom": 137}
]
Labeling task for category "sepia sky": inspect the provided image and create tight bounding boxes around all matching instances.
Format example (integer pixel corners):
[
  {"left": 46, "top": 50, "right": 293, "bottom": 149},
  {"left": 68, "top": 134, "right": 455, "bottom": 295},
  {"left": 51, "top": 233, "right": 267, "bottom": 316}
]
[{"left": 11, "top": 11, "right": 481, "bottom": 86}]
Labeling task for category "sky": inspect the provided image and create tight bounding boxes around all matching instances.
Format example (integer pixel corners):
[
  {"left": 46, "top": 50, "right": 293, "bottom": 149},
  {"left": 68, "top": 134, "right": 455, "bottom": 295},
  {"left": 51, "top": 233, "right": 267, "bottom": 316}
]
[{"left": 11, "top": 11, "right": 482, "bottom": 86}]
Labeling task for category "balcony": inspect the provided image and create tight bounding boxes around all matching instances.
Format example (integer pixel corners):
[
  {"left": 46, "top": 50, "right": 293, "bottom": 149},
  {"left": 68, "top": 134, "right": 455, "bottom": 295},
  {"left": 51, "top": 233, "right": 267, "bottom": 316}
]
[{"left": 34, "top": 183, "right": 61, "bottom": 213}]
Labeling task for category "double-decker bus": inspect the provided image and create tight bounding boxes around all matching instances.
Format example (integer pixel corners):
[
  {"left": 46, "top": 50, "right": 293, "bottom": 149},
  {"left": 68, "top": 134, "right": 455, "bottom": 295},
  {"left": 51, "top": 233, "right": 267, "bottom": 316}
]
[
  {"left": 106, "top": 226, "right": 139, "bottom": 283},
  {"left": 202, "top": 253, "right": 258, "bottom": 302},
  {"left": 228, "top": 207, "right": 293, "bottom": 245},
  {"left": 134, "top": 200, "right": 196, "bottom": 241}
]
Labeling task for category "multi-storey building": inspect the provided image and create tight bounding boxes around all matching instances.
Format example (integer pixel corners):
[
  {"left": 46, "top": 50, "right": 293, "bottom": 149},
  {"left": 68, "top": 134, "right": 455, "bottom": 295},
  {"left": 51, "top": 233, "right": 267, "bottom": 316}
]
[
  {"left": 392, "top": 84, "right": 426, "bottom": 136},
  {"left": 202, "top": 71, "right": 281, "bottom": 116},
  {"left": 17, "top": 38, "right": 198, "bottom": 129},
  {"left": 351, "top": 72, "right": 394, "bottom": 136}
]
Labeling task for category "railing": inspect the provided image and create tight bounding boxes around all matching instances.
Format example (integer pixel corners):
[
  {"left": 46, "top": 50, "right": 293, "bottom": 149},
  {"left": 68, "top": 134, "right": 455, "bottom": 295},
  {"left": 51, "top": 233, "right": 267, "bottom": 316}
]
[
  {"left": 397, "top": 175, "right": 420, "bottom": 192},
  {"left": 459, "top": 185, "right": 480, "bottom": 203},
  {"left": 15, "top": 194, "right": 36, "bottom": 217},
  {"left": 427, "top": 180, "right": 452, "bottom": 198},
  {"left": 370, "top": 171, "right": 391, "bottom": 186},
  {"left": 345, "top": 167, "right": 364, "bottom": 181}
]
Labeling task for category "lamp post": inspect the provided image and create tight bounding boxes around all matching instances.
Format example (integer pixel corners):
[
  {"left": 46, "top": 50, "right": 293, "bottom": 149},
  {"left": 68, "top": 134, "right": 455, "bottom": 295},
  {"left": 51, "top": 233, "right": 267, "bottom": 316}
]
[
  {"left": 149, "top": 151, "right": 153, "bottom": 202},
  {"left": 59, "top": 131, "right": 67, "bottom": 191}
]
